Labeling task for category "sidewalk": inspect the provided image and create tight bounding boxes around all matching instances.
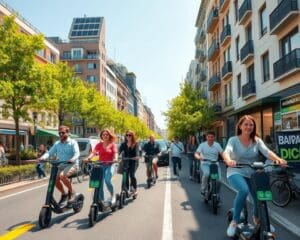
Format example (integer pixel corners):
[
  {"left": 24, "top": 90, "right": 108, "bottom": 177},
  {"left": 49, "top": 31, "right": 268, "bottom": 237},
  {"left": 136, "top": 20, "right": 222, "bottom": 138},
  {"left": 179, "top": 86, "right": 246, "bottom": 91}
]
[{"left": 219, "top": 163, "right": 300, "bottom": 238}]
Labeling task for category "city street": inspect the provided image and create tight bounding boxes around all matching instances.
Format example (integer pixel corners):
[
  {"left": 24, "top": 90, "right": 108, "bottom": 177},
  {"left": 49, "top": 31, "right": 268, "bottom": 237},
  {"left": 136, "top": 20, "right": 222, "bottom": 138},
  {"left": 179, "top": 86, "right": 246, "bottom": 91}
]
[{"left": 0, "top": 158, "right": 299, "bottom": 240}]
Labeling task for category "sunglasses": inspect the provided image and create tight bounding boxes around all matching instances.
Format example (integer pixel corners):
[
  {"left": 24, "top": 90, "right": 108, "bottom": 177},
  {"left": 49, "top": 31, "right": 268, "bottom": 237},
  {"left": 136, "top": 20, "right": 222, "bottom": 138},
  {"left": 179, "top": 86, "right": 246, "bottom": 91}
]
[
  {"left": 59, "top": 131, "right": 66, "bottom": 135},
  {"left": 102, "top": 133, "right": 109, "bottom": 136},
  {"left": 126, "top": 134, "right": 132, "bottom": 137}
]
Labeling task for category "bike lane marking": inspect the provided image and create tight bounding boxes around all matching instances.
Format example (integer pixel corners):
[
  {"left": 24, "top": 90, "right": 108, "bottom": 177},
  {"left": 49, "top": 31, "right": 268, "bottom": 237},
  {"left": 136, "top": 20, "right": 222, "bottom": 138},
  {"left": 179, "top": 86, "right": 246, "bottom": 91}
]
[
  {"left": 0, "top": 223, "right": 35, "bottom": 240},
  {"left": 0, "top": 184, "right": 47, "bottom": 201},
  {"left": 162, "top": 167, "right": 173, "bottom": 240}
]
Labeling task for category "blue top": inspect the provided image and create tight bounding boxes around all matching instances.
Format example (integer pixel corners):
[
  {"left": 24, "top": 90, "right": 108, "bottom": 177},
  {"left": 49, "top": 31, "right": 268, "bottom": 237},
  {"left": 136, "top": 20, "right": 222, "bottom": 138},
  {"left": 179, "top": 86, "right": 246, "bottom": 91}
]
[
  {"left": 224, "top": 136, "right": 270, "bottom": 178},
  {"left": 170, "top": 141, "right": 184, "bottom": 157},
  {"left": 40, "top": 137, "right": 80, "bottom": 166}
]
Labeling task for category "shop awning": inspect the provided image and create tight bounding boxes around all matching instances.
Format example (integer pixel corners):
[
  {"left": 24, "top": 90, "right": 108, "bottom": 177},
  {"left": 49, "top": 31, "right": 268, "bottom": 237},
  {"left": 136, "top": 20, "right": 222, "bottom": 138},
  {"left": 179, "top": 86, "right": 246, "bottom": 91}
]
[
  {"left": 0, "top": 129, "right": 27, "bottom": 135},
  {"left": 36, "top": 128, "right": 78, "bottom": 138}
]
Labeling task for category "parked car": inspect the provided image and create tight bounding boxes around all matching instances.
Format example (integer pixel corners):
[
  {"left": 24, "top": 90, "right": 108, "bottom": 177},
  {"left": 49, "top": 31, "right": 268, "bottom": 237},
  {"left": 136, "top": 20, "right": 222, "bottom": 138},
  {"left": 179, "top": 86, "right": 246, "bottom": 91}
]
[{"left": 74, "top": 138, "right": 100, "bottom": 160}]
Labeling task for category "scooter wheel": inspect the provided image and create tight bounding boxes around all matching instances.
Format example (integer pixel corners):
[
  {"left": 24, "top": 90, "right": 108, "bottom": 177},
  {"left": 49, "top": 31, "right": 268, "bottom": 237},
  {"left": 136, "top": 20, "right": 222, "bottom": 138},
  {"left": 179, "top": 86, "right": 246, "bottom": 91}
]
[
  {"left": 88, "top": 206, "right": 97, "bottom": 227},
  {"left": 212, "top": 196, "right": 218, "bottom": 214},
  {"left": 39, "top": 207, "right": 52, "bottom": 229},
  {"left": 73, "top": 195, "right": 84, "bottom": 213},
  {"left": 147, "top": 179, "right": 151, "bottom": 189},
  {"left": 119, "top": 193, "right": 124, "bottom": 209},
  {"left": 122, "top": 192, "right": 127, "bottom": 206}
]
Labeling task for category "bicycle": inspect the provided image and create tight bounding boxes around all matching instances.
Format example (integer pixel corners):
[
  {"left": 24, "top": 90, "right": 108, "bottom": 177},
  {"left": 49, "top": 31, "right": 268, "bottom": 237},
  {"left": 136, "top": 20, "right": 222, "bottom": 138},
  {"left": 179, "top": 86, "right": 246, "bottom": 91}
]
[
  {"left": 270, "top": 166, "right": 300, "bottom": 207},
  {"left": 202, "top": 159, "right": 220, "bottom": 214}
]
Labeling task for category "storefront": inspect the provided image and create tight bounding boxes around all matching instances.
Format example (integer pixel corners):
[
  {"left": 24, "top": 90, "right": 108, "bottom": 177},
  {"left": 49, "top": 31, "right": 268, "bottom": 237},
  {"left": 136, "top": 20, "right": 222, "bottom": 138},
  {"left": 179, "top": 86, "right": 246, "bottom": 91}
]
[{"left": 0, "top": 128, "right": 28, "bottom": 152}]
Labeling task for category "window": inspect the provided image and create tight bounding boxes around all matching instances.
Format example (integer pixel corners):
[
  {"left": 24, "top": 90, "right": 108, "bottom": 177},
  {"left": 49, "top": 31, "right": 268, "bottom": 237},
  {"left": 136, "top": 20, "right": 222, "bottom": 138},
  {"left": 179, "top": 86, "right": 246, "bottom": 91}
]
[
  {"left": 247, "top": 64, "right": 255, "bottom": 82},
  {"left": 87, "top": 62, "right": 97, "bottom": 69},
  {"left": 234, "top": 0, "right": 239, "bottom": 23},
  {"left": 235, "top": 36, "right": 240, "bottom": 61},
  {"left": 281, "top": 28, "right": 300, "bottom": 56},
  {"left": 224, "top": 82, "right": 232, "bottom": 106},
  {"left": 224, "top": 46, "right": 231, "bottom": 62},
  {"left": 260, "top": 5, "right": 267, "bottom": 36},
  {"left": 87, "top": 51, "right": 98, "bottom": 59},
  {"left": 74, "top": 64, "right": 82, "bottom": 72},
  {"left": 262, "top": 52, "right": 270, "bottom": 82},
  {"left": 71, "top": 48, "right": 83, "bottom": 59},
  {"left": 86, "top": 75, "right": 97, "bottom": 83},
  {"left": 237, "top": 74, "right": 241, "bottom": 98},
  {"left": 63, "top": 51, "right": 71, "bottom": 59},
  {"left": 246, "top": 23, "right": 252, "bottom": 41}
]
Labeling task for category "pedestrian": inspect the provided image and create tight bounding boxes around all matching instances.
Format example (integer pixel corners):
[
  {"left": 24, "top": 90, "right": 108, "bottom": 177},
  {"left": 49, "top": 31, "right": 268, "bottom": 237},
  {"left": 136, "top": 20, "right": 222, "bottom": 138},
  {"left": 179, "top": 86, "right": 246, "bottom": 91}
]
[
  {"left": 86, "top": 129, "right": 118, "bottom": 203},
  {"left": 36, "top": 144, "right": 47, "bottom": 178},
  {"left": 224, "top": 115, "right": 287, "bottom": 237},
  {"left": 170, "top": 136, "right": 184, "bottom": 178},
  {"left": 187, "top": 135, "right": 198, "bottom": 180},
  {"left": 0, "top": 141, "right": 8, "bottom": 166},
  {"left": 119, "top": 130, "right": 140, "bottom": 195}
]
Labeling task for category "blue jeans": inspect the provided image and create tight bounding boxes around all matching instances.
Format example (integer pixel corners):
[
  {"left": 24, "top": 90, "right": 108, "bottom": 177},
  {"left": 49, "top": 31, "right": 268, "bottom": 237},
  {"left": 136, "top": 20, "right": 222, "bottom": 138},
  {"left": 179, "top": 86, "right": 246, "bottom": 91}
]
[
  {"left": 228, "top": 174, "right": 258, "bottom": 223},
  {"left": 36, "top": 163, "right": 46, "bottom": 178},
  {"left": 201, "top": 162, "right": 221, "bottom": 192},
  {"left": 99, "top": 165, "right": 114, "bottom": 201},
  {"left": 172, "top": 157, "right": 181, "bottom": 175}
]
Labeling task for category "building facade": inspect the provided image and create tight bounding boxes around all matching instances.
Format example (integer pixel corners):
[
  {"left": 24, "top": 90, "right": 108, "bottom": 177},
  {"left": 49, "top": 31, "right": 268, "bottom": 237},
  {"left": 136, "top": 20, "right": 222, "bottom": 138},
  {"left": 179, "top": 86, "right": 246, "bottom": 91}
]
[{"left": 195, "top": 0, "right": 300, "bottom": 158}]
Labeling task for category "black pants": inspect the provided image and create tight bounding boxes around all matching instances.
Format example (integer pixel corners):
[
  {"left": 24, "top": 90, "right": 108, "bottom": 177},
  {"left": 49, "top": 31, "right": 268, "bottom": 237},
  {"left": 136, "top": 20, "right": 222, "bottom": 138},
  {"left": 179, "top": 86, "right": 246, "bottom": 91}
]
[
  {"left": 172, "top": 157, "right": 182, "bottom": 175},
  {"left": 124, "top": 160, "right": 137, "bottom": 190}
]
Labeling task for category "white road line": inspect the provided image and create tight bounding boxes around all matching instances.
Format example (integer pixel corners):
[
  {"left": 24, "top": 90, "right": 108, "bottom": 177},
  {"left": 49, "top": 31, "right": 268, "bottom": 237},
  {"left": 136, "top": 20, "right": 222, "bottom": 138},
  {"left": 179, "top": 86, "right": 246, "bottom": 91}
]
[
  {"left": 162, "top": 167, "right": 173, "bottom": 240},
  {"left": 0, "top": 184, "right": 47, "bottom": 201}
]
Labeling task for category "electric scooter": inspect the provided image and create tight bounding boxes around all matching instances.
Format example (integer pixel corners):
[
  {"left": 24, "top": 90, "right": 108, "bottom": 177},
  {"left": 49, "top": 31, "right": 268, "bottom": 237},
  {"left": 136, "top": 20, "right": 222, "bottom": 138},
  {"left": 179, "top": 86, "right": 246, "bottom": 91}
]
[
  {"left": 38, "top": 160, "right": 84, "bottom": 229},
  {"left": 202, "top": 159, "right": 221, "bottom": 214},
  {"left": 119, "top": 157, "right": 138, "bottom": 209},
  {"left": 227, "top": 162, "right": 278, "bottom": 240},
  {"left": 88, "top": 159, "right": 119, "bottom": 227},
  {"left": 144, "top": 155, "right": 156, "bottom": 188}
]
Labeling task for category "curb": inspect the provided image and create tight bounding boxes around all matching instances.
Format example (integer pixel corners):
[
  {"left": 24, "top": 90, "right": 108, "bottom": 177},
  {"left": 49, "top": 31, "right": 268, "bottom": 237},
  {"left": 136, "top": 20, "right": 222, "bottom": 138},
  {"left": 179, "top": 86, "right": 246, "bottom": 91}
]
[{"left": 221, "top": 180, "right": 300, "bottom": 238}]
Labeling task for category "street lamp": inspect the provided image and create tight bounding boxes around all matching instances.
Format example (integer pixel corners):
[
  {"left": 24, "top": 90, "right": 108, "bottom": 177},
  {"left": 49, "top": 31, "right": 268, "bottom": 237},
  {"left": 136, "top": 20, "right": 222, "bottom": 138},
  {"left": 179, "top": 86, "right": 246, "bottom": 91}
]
[{"left": 32, "top": 111, "right": 38, "bottom": 150}]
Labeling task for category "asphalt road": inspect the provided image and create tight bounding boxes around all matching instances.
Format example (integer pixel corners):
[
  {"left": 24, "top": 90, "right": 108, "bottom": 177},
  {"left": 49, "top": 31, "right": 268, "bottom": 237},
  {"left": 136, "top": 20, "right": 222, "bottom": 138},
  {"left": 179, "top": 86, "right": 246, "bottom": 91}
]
[{"left": 0, "top": 158, "right": 299, "bottom": 240}]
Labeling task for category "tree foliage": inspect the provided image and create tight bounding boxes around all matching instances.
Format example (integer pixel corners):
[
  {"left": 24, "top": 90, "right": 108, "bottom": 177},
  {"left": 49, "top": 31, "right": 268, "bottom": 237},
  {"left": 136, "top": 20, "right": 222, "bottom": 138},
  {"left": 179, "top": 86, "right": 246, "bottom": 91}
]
[{"left": 164, "top": 82, "right": 215, "bottom": 139}]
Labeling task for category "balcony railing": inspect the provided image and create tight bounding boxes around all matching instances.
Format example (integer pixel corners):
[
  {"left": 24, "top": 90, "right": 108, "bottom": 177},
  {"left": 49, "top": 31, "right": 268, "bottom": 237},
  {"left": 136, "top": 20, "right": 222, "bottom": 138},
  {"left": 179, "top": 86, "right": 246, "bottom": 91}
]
[
  {"left": 273, "top": 48, "right": 300, "bottom": 80},
  {"left": 221, "top": 61, "right": 232, "bottom": 79},
  {"left": 195, "top": 49, "right": 206, "bottom": 62},
  {"left": 208, "top": 40, "right": 220, "bottom": 61},
  {"left": 207, "top": 8, "right": 219, "bottom": 33},
  {"left": 220, "top": 24, "right": 231, "bottom": 46},
  {"left": 60, "top": 54, "right": 100, "bottom": 60},
  {"left": 239, "top": 0, "right": 252, "bottom": 25},
  {"left": 219, "top": 0, "right": 230, "bottom": 13},
  {"left": 240, "top": 40, "right": 254, "bottom": 64},
  {"left": 208, "top": 73, "right": 221, "bottom": 90},
  {"left": 242, "top": 80, "right": 256, "bottom": 99},
  {"left": 270, "top": 0, "right": 299, "bottom": 35}
]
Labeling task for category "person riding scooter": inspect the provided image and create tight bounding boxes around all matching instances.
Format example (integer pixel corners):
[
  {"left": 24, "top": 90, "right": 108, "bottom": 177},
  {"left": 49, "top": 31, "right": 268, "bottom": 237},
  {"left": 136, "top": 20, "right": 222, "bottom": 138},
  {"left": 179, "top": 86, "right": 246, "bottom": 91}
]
[{"left": 38, "top": 125, "right": 80, "bottom": 205}]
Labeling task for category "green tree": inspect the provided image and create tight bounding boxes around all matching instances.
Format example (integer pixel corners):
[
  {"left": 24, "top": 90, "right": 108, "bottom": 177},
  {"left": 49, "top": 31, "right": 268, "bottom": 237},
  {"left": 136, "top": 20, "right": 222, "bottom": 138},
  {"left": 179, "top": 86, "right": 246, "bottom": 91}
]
[
  {"left": 164, "top": 82, "right": 215, "bottom": 139},
  {"left": 0, "top": 16, "right": 46, "bottom": 162}
]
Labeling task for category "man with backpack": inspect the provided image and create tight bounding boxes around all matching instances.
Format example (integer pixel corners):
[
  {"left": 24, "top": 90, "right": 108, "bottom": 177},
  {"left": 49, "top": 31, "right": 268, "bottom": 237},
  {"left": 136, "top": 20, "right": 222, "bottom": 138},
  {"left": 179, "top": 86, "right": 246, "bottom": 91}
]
[{"left": 170, "top": 136, "right": 184, "bottom": 178}]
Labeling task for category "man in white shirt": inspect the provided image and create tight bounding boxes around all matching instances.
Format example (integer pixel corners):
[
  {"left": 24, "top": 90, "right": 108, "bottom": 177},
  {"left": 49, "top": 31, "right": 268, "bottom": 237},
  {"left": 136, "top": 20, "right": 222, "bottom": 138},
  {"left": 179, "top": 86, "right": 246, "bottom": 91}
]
[{"left": 170, "top": 136, "right": 184, "bottom": 178}]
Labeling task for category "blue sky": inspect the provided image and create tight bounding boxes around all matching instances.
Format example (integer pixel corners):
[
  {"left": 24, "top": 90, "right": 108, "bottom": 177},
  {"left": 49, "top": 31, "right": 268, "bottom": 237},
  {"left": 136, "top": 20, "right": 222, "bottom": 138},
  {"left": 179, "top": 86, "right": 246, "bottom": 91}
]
[{"left": 6, "top": 0, "right": 200, "bottom": 129}]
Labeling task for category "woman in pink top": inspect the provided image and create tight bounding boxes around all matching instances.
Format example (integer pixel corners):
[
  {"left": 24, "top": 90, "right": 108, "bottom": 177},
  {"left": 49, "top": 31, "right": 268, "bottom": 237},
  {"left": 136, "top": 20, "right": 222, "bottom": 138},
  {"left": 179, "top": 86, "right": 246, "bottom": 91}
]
[{"left": 87, "top": 129, "right": 118, "bottom": 202}]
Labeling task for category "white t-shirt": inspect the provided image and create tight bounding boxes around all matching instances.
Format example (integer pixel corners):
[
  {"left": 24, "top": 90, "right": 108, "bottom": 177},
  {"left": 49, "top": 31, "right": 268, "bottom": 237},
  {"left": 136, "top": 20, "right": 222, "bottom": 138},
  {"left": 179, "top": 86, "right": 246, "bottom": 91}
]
[{"left": 195, "top": 141, "right": 223, "bottom": 161}]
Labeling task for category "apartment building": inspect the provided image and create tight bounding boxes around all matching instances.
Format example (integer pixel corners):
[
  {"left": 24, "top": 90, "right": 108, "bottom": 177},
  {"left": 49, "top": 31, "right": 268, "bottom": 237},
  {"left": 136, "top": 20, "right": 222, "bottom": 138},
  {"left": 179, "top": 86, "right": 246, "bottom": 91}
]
[
  {"left": 0, "top": 1, "right": 60, "bottom": 150},
  {"left": 195, "top": 0, "right": 300, "bottom": 152},
  {"left": 105, "top": 65, "right": 118, "bottom": 109},
  {"left": 50, "top": 16, "right": 107, "bottom": 95}
]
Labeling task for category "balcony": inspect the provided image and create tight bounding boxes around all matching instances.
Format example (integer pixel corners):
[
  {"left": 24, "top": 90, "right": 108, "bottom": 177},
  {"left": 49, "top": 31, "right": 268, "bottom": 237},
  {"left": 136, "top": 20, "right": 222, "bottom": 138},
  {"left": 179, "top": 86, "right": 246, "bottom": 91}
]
[
  {"left": 195, "top": 28, "right": 206, "bottom": 44},
  {"left": 220, "top": 24, "right": 231, "bottom": 47},
  {"left": 273, "top": 48, "right": 300, "bottom": 81},
  {"left": 195, "top": 49, "right": 206, "bottom": 62},
  {"left": 240, "top": 40, "right": 254, "bottom": 64},
  {"left": 219, "top": 0, "right": 230, "bottom": 13},
  {"left": 221, "top": 61, "right": 232, "bottom": 80},
  {"left": 208, "top": 40, "right": 220, "bottom": 62},
  {"left": 208, "top": 73, "right": 221, "bottom": 91},
  {"left": 242, "top": 80, "right": 256, "bottom": 99},
  {"left": 239, "top": 0, "right": 252, "bottom": 25},
  {"left": 199, "top": 70, "right": 207, "bottom": 82},
  {"left": 207, "top": 8, "right": 219, "bottom": 34},
  {"left": 60, "top": 54, "right": 100, "bottom": 60},
  {"left": 270, "top": 0, "right": 299, "bottom": 35}
]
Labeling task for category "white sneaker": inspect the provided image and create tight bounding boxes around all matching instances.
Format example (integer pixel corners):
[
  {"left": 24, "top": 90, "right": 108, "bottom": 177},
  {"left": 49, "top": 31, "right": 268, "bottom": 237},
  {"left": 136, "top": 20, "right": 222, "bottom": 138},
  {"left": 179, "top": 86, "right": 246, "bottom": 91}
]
[
  {"left": 270, "top": 224, "right": 275, "bottom": 233},
  {"left": 111, "top": 194, "right": 116, "bottom": 204},
  {"left": 227, "top": 221, "right": 237, "bottom": 237}
]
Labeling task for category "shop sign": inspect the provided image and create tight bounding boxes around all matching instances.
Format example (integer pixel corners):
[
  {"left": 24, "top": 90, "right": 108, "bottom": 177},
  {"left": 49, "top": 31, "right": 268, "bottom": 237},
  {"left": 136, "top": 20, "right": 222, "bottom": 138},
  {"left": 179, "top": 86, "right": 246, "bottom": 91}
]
[
  {"left": 280, "top": 93, "right": 300, "bottom": 113},
  {"left": 276, "top": 130, "right": 300, "bottom": 163}
]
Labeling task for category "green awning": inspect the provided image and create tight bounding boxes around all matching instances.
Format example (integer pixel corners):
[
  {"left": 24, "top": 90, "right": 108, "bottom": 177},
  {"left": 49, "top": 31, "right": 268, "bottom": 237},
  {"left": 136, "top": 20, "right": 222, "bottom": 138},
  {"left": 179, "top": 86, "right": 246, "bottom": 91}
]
[{"left": 36, "top": 128, "right": 78, "bottom": 138}]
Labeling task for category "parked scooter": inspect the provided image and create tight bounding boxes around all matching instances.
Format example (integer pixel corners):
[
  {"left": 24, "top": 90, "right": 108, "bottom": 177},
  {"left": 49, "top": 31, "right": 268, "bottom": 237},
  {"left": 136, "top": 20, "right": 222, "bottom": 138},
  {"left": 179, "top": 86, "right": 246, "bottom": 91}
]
[
  {"left": 38, "top": 160, "right": 84, "bottom": 229},
  {"left": 87, "top": 158, "right": 119, "bottom": 227},
  {"left": 227, "top": 162, "right": 278, "bottom": 240}
]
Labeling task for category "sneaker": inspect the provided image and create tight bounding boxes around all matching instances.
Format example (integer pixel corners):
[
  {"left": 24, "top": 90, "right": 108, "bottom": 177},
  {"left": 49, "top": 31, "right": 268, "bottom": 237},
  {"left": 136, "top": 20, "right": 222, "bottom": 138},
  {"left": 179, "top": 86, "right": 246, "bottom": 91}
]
[
  {"left": 58, "top": 194, "right": 68, "bottom": 205},
  {"left": 156, "top": 174, "right": 159, "bottom": 179},
  {"left": 111, "top": 194, "right": 116, "bottom": 204},
  {"left": 227, "top": 221, "right": 237, "bottom": 237}
]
